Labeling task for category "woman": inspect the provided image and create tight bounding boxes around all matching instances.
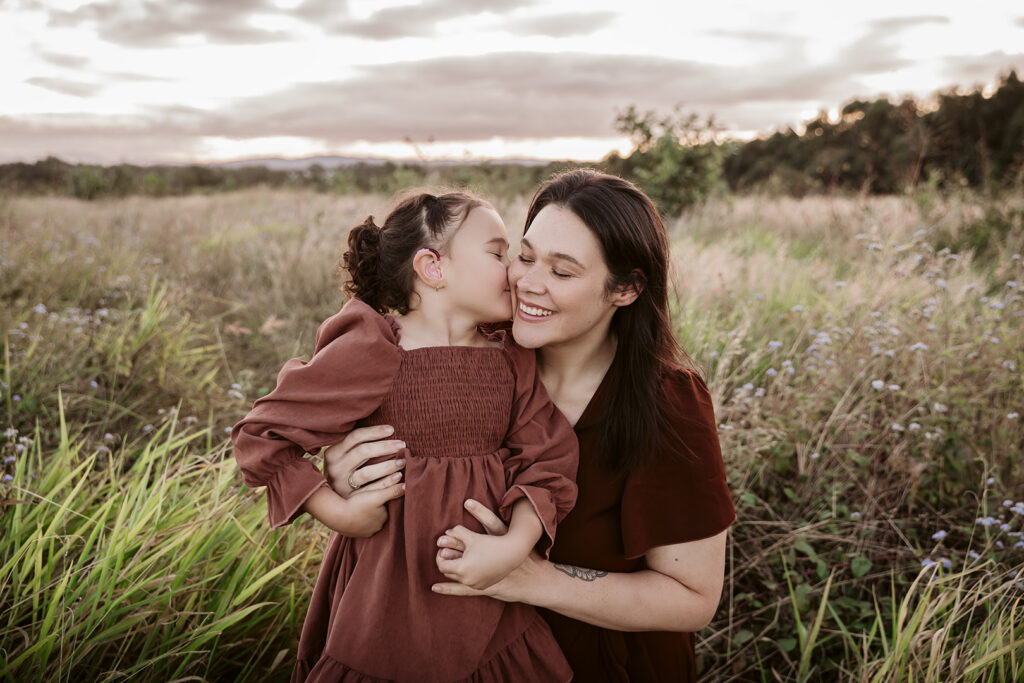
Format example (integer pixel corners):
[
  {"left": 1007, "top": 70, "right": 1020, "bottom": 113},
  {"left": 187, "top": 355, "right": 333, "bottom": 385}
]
[{"left": 325, "top": 169, "right": 734, "bottom": 681}]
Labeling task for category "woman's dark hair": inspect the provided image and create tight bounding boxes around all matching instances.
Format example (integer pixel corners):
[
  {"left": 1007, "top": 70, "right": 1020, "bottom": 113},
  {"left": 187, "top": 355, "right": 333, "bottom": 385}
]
[
  {"left": 342, "top": 191, "right": 489, "bottom": 314},
  {"left": 524, "top": 168, "right": 698, "bottom": 475}
]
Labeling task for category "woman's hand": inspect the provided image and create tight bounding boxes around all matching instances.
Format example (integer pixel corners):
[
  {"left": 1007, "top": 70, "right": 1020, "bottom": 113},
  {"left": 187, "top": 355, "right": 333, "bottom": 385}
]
[
  {"left": 323, "top": 425, "right": 407, "bottom": 498},
  {"left": 432, "top": 499, "right": 547, "bottom": 604}
]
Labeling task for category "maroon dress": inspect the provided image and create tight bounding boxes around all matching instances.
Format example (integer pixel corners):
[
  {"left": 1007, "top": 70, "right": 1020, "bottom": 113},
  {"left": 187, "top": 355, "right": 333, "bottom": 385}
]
[
  {"left": 232, "top": 298, "right": 578, "bottom": 682},
  {"left": 541, "top": 365, "right": 735, "bottom": 682}
]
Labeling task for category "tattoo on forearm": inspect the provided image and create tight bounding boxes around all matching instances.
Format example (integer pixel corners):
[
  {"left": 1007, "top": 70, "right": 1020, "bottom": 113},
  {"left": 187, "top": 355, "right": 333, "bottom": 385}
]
[{"left": 554, "top": 564, "right": 608, "bottom": 581}]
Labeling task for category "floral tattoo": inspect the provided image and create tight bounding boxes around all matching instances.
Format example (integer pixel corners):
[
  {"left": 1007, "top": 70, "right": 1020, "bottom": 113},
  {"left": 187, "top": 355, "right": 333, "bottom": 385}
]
[{"left": 554, "top": 563, "right": 608, "bottom": 581}]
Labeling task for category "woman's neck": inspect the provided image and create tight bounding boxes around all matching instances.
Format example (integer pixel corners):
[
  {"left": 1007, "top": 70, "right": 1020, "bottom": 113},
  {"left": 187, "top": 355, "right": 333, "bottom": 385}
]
[{"left": 536, "top": 318, "right": 617, "bottom": 423}]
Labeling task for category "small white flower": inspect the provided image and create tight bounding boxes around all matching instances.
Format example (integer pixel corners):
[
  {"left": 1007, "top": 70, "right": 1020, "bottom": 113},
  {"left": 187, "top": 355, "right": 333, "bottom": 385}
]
[
  {"left": 887, "top": 384, "right": 901, "bottom": 391},
  {"left": 1004, "top": 500, "right": 1014, "bottom": 507},
  {"left": 790, "top": 305, "right": 804, "bottom": 313},
  {"left": 835, "top": 281, "right": 847, "bottom": 288},
  {"left": 909, "top": 422, "right": 921, "bottom": 431},
  {"left": 989, "top": 301, "right": 1005, "bottom": 310},
  {"left": 933, "top": 403, "right": 948, "bottom": 413},
  {"left": 892, "top": 423, "right": 905, "bottom": 432},
  {"left": 1007, "top": 281, "right": 1019, "bottom": 289},
  {"left": 766, "top": 368, "right": 777, "bottom": 377},
  {"left": 909, "top": 342, "right": 929, "bottom": 352},
  {"left": 768, "top": 340, "right": 783, "bottom": 350},
  {"left": 968, "top": 550, "right": 980, "bottom": 559},
  {"left": 1008, "top": 412, "right": 1019, "bottom": 420},
  {"left": 810, "top": 452, "right": 820, "bottom": 460},
  {"left": 987, "top": 477, "right": 996, "bottom": 485},
  {"left": 931, "top": 530, "right": 948, "bottom": 541},
  {"left": 850, "top": 511, "right": 861, "bottom": 520},
  {"left": 33, "top": 304, "right": 47, "bottom": 314},
  {"left": 872, "top": 380, "right": 884, "bottom": 390}
]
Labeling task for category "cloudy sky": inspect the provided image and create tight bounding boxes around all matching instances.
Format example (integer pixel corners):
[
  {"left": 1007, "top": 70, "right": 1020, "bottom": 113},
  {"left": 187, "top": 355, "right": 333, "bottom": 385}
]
[{"left": 2, "top": 0, "right": 1022, "bottom": 164}]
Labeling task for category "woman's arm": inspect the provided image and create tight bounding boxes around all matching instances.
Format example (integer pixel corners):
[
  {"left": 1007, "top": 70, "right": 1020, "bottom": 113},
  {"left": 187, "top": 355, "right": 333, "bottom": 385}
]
[{"left": 433, "top": 500, "right": 728, "bottom": 632}]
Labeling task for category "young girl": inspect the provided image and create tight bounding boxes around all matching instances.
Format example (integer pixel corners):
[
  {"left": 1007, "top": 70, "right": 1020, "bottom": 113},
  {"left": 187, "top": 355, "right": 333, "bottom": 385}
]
[{"left": 231, "top": 191, "right": 578, "bottom": 682}]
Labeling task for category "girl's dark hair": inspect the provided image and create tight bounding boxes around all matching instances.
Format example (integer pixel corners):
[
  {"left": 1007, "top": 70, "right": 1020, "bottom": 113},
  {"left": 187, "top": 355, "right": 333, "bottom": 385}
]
[
  {"left": 524, "top": 168, "right": 698, "bottom": 475},
  {"left": 342, "top": 191, "right": 489, "bottom": 314}
]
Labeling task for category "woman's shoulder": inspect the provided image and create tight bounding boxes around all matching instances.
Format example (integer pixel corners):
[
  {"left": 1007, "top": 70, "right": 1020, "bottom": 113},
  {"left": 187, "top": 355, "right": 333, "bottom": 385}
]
[
  {"left": 312, "top": 297, "right": 402, "bottom": 355},
  {"left": 659, "top": 365, "right": 715, "bottom": 426}
]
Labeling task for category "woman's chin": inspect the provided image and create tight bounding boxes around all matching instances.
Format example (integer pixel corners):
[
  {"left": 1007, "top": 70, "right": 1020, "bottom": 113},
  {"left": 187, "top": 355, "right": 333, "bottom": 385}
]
[{"left": 511, "top": 319, "right": 549, "bottom": 349}]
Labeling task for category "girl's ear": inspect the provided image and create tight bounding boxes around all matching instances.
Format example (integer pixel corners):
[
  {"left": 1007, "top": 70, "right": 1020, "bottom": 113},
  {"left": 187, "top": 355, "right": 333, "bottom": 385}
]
[
  {"left": 609, "top": 268, "right": 645, "bottom": 308},
  {"left": 413, "top": 248, "right": 445, "bottom": 290}
]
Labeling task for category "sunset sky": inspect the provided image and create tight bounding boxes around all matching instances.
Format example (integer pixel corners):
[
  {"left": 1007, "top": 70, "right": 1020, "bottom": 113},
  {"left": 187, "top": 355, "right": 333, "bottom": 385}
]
[{"left": 2, "top": 0, "right": 1023, "bottom": 164}]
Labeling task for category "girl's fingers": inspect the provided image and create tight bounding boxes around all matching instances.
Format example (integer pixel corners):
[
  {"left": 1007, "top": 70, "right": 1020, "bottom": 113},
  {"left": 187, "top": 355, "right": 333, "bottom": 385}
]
[
  {"left": 435, "top": 554, "right": 461, "bottom": 575},
  {"left": 463, "top": 499, "right": 508, "bottom": 535},
  {"left": 355, "top": 469, "right": 403, "bottom": 492},
  {"left": 436, "top": 534, "right": 465, "bottom": 552},
  {"left": 438, "top": 548, "right": 462, "bottom": 560}
]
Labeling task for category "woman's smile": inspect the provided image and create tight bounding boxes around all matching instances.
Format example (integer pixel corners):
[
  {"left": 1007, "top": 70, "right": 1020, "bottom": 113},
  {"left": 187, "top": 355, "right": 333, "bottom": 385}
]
[{"left": 517, "top": 300, "right": 556, "bottom": 320}]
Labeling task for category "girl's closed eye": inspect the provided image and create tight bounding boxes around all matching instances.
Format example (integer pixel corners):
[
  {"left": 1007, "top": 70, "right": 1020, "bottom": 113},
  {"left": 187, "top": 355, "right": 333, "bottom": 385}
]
[
  {"left": 517, "top": 254, "right": 534, "bottom": 264},
  {"left": 551, "top": 269, "right": 572, "bottom": 279}
]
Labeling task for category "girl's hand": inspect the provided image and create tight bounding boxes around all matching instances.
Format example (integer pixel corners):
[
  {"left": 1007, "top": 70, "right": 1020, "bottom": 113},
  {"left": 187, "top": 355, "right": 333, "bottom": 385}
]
[
  {"left": 304, "top": 485, "right": 405, "bottom": 538},
  {"left": 323, "top": 425, "right": 406, "bottom": 498},
  {"left": 432, "top": 500, "right": 546, "bottom": 603}
]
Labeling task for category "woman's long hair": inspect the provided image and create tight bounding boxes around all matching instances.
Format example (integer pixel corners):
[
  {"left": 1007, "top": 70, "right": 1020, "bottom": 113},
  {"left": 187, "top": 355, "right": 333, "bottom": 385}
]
[{"left": 524, "top": 169, "right": 697, "bottom": 475}]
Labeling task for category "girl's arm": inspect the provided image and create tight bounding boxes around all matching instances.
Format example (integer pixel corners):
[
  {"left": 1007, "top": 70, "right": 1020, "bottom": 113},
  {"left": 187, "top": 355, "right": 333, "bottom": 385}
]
[
  {"left": 434, "top": 499, "right": 543, "bottom": 590},
  {"left": 302, "top": 485, "right": 406, "bottom": 538},
  {"left": 433, "top": 500, "right": 728, "bottom": 632}
]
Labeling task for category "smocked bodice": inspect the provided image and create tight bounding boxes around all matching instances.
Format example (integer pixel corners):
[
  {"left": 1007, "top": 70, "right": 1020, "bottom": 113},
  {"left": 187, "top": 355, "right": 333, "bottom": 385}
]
[{"left": 366, "top": 346, "right": 514, "bottom": 458}]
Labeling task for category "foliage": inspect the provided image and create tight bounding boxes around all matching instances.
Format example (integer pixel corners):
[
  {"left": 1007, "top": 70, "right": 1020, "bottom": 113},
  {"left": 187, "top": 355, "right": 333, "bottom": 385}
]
[
  {"left": 723, "top": 70, "right": 1024, "bottom": 196},
  {"left": 612, "top": 106, "right": 725, "bottom": 216},
  {"left": 2, "top": 190, "right": 1023, "bottom": 680}
]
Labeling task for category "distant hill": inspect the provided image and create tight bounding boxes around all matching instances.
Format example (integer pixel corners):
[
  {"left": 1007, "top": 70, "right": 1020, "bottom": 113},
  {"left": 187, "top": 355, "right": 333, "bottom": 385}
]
[{"left": 207, "top": 155, "right": 551, "bottom": 170}]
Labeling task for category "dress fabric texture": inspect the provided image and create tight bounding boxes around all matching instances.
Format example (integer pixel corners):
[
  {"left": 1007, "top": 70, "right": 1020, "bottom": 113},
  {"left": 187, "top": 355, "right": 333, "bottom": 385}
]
[
  {"left": 231, "top": 298, "right": 578, "bottom": 683},
  {"left": 540, "top": 363, "right": 736, "bottom": 682}
]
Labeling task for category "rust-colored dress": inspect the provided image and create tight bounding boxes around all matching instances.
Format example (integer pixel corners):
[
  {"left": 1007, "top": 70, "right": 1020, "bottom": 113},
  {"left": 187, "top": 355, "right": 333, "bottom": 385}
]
[
  {"left": 540, "top": 365, "right": 735, "bottom": 682},
  {"left": 232, "top": 298, "right": 578, "bottom": 683}
]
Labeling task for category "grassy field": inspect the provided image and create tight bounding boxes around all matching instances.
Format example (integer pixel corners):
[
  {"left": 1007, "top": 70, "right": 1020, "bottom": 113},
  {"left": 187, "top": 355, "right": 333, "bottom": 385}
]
[{"left": 1, "top": 188, "right": 1022, "bottom": 681}]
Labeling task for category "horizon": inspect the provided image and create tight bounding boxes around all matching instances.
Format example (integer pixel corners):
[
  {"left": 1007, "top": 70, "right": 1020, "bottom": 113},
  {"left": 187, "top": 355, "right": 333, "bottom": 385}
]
[{"left": 3, "top": 0, "right": 1023, "bottom": 165}]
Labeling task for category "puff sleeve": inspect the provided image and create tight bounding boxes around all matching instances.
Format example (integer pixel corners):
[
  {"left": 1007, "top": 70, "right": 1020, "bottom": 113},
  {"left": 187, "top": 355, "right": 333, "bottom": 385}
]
[
  {"left": 231, "top": 298, "right": 402, "bottom": 529},
  {"left": 497, "top": 336, "right": 579, "bottom": 557},
  {"left": 621, "top": 368, "right": 735, "bottom": 559}
]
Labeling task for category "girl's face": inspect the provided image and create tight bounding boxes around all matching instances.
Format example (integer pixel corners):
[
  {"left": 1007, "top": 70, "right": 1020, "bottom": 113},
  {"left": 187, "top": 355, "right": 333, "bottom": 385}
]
[
  {"left": 508, "top": 204, "right": 620, "bottom": 350},
  {"left": 443, "top": 206, "right": 512, "bottom": 323}
]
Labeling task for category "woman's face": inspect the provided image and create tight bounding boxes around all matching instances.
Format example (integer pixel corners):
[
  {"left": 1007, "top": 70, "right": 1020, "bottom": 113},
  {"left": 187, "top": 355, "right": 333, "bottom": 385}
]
[{"left": 508, "top": 204, "right": 621, "bottom": 350}]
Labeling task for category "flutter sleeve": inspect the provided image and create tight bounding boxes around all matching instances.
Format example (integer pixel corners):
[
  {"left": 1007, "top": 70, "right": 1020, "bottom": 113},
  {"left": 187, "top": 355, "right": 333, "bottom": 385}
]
[
  {"left": 621, "top": 368, "right": 735, "bottom": 559},
  {"left": 231, "top": 298, "right": 402, "bottom": 529},
  {"left": 497, "top": 334, "right": 579, "bottom": 558}
]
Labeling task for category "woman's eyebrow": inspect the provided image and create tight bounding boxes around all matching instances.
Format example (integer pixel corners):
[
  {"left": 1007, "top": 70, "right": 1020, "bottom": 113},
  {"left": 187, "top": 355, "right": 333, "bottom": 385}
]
[
  {"left": 485, "top": 236, "right": 509, "bottom": 247},
  {"left": 520, "top": 238, "right": 584, "bottom": 268}
]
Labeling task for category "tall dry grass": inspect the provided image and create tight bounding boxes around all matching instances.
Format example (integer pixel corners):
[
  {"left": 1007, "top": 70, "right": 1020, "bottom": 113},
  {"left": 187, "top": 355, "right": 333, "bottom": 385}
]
[{"left": 1, "top": 189, "right": 1021, "bottom": 681}]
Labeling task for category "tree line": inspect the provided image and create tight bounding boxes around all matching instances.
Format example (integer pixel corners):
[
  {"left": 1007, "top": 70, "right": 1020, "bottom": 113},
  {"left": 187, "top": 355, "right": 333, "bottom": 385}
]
[{"left": 1, "top": 70, "right": 1021, "bottom": 213}]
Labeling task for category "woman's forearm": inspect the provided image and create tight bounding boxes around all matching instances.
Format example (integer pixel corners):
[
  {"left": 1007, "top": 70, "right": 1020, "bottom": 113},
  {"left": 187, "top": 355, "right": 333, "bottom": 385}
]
[{"left": 525, "top": 559, "right": 719, "bottom": 632}]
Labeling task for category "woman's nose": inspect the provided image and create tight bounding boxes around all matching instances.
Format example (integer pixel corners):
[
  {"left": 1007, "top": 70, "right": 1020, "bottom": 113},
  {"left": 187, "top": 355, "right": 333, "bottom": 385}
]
[{"left": 515, "top": 266, "right": 543, "bottom": 294}]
